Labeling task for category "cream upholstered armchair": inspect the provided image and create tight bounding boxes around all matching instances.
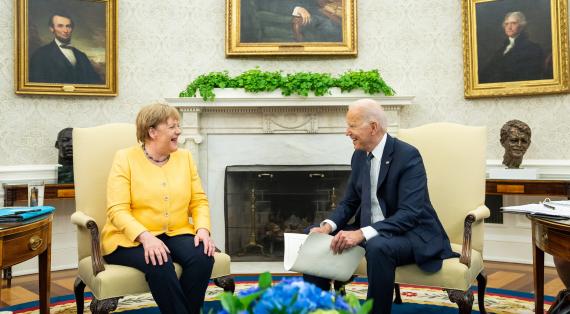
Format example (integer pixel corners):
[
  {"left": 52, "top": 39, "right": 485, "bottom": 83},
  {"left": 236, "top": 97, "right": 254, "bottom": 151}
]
[
  {"left": 353, "top": 123, "right": 490, "bottom": 313},
  {"left": 70, "top": 124, "right": 234, "bottom": 314}
]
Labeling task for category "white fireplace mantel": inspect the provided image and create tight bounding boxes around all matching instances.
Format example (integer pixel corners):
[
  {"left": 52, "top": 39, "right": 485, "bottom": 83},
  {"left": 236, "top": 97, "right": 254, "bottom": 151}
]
[
  {"left": 166, "top": 89, "right": 414, "bottom": 107},
  {"left": 166, "top": 91, "right": 414, "bottom": 193},
  {"left": 166, "top": 91, "right": 414, "bottom": 160}
]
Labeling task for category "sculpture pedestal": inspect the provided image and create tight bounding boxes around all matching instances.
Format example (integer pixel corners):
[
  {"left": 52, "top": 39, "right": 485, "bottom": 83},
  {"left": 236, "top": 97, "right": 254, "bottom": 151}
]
[{"left": 488, "top": 168, "right": 538, "bottom": 180}]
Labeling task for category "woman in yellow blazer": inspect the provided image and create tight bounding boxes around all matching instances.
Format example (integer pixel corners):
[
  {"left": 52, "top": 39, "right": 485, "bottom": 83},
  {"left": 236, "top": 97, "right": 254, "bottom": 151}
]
[{"left": 101, "top": 103, "right": 215, "bottom": 314}]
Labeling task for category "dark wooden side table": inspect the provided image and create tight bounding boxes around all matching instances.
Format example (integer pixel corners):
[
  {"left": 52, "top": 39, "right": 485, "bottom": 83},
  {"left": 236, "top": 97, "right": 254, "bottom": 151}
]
[
  {"left": 486, "top": 179, "right": 570, "bottom": 197},
  {"left": 0, "top": 214, "right": 52, "bottom": 313},
  {"left": 2, "top": 183, "right": 73, "bottom": 287},
  {"left": 529, "top": 215, "right": 570, "bottom": 314},
  {"left": 485, "top": 179, "right": 570, "bottom": 224}
]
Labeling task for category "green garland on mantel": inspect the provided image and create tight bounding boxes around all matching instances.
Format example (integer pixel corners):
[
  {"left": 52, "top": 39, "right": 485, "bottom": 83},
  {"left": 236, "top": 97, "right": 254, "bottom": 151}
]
[{"left": 179, "top": 69, "right": 395, "bottom": 101}]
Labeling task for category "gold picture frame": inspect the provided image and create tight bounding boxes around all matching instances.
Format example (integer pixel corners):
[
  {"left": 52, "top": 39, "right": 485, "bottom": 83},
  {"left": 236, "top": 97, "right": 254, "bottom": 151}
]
[
  {"left": 462, "top": 0, "right": 569, "bottom": 98},
  {"left": 15, "top": 0, "right": 117, "bottom": 96},
  {"left": 226, "top": 0, "right": 357, "bottom": 56}
]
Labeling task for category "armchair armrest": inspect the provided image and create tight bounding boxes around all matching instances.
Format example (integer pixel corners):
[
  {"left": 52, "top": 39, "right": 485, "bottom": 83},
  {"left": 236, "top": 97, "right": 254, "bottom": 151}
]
[
  {"left": 459, "top": 205, "right": 490, "bottom": 267},
  {"left": 467, "top": 205, "right": 491, "bottom": 222},
  {"left": 70, "top": 211, "right": 106, "bottom": 276}
]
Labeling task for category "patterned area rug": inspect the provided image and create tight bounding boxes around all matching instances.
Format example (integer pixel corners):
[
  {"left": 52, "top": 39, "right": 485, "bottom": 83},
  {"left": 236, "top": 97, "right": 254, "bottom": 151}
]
[{"left": 1, "top": 275, "right": 555, "bottom": 314}]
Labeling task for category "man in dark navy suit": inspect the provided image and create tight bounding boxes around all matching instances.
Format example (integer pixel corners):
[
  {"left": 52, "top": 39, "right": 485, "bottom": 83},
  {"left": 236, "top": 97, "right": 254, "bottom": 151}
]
[
  {"left": 29, "top": 13, "right": 102, "bottom": 84},
  {"left": 304, "top": 99, "right": 456, "bottom": 314}
]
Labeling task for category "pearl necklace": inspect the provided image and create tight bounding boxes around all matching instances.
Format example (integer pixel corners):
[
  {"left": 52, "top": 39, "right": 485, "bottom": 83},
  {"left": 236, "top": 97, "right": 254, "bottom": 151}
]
[{"left": 142, "top": 144, "right": 170, "bottom": 163}]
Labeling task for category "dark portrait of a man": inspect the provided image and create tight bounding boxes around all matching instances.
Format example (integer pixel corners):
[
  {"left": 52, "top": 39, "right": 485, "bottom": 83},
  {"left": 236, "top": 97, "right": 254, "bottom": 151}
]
[
  {"left": 55, "top": 127, "right": 74, "bottom": 183},
  {"left": 241, "top": 0, "right": 342, "bottom": 43},
  {"left": 500, "top": 120, "right": 531, "bottom": 169},
  {"left": 29, "top": 12, "right": 103, "bottom": 84},
  {"left": 479, "top": 11, "right": 548, "bottom": 83}
]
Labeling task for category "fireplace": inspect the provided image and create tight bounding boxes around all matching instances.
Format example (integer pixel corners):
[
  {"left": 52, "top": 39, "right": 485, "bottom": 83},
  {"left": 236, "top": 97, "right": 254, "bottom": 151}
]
[
  {"left": 224, "top": 165, "right": 350, "bottom": 261},
  {"left": 167, "top": 91, "right": 412, "bottom": 254}
]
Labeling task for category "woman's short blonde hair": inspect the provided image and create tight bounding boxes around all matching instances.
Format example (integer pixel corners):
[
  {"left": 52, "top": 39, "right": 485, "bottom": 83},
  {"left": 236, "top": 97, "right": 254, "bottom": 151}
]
[{"left": 136, "top": 103, "right": 180, "bottom": 143}]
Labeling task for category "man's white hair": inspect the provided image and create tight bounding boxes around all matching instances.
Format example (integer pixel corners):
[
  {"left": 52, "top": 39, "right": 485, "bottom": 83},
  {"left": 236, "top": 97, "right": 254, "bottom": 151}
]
[
  {"left": 504, "top": 11, "right": 527, "bottom": 29},
  {"left": 349, "top": 98, "right": 388, "bottom": 132}
]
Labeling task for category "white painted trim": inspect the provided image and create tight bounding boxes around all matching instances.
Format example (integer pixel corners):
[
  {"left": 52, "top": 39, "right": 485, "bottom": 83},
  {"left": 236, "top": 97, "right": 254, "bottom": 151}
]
[
  {"left": 166, "top": 88, "right": 415, "bottom": 108},
  {"left": 487, "top": 159, "right": 570, "bottom": 180},
  {"left": 0, "top": 164, "right": 59, "bottom": 183},
  {"left": 11, "top": 263, "right": 78, "bottom": 277},
  {"left": 0, "top": 164, "right": 59, "bottom": 207}
]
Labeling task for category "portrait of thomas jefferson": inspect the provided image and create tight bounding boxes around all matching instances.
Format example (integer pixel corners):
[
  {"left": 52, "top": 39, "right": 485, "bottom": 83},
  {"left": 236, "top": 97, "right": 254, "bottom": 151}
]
[
  {"left": 27, "top": 0, "right": 106, "bottom": 84},
  {"left": 476, "top": 0, "right": 553, "bottom": 84}
]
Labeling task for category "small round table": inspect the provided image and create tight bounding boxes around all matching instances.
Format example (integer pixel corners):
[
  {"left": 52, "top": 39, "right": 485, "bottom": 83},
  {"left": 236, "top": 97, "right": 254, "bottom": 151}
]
[
  {"left": 529, "top": 215, "right": 570, "bottom": 314},
  {"left": 0, "top": 214, "right": 53, "bottom": 313}
]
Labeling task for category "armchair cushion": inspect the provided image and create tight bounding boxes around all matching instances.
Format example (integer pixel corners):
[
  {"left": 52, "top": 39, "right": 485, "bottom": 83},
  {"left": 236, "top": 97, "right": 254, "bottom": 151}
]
[
  {"left": 78, "top": 258, "right": 183, "bottom": 300},
  {"left": 354, "top": 243, "right": 484, "bottom": 291},
  {"left": 79, "top": 251, "right": 231, "bottom": 300}
]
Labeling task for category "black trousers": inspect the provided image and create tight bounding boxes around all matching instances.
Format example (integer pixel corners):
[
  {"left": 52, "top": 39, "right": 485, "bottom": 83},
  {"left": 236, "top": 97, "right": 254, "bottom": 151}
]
[
  {"left": 104, "top": 234, "right": 214, "bottom": 314},
  {"left": 303, "top": 233, "right": 414, "bottom": 314}
]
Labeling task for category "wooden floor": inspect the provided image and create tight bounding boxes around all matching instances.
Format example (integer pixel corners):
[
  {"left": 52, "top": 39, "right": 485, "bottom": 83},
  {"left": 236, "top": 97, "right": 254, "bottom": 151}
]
[{"left": 0, "top": 261, "right": 566, "bottom": 308}]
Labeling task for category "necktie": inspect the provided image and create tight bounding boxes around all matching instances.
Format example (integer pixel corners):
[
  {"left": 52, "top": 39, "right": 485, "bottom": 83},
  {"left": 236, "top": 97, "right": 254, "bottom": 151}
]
[
  {"left": 60, "top": 44, "right": 74, "bottom": 49},
  {"left": 360, "top": 153, "right": 374, "bottom": 227}
]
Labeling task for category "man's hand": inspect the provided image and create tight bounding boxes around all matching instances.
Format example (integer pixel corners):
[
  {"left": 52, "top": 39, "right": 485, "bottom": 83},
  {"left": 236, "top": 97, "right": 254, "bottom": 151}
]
[
  {"left": 296, "top": 7, "right": 312, "bottom": 25},
  {"left": 195, "top": 228, "right": 216, "bottom": 257},
  {"left": 330, "top": 230, "right": 365, "bottom": 254},
  {"left": 137, "top": 231, "right": 171, "bottom": 266},
  {"left": 310, "top": 223, "right": 332, "bottom": 234}
]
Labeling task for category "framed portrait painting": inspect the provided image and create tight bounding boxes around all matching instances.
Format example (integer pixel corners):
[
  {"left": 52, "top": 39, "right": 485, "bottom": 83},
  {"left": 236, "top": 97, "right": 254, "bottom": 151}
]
[
  {"left": 15, "top": 0, "right": 117, "bottom": 96},
  {"left": 226, "top": 0, "right": 357, "bottom": 56},
  {"left": 462, "top": 0, "right": 569, "bottom": 98}
]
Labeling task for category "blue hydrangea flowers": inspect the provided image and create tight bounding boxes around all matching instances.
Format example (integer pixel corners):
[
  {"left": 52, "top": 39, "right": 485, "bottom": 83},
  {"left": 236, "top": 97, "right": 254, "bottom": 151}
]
[{"left": 218, "top": 273, "right": 372, "bottom": 314}]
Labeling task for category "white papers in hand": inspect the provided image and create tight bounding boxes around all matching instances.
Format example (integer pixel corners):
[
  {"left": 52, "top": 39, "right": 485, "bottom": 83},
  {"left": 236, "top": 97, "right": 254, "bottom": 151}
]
[
  {"left": 283, "top": 232, "right": 365, "bottom": 282},
  {"left": 502, "top": 203, "right": 570, "bottom": 218},
  {"left": 283, "top": 233, "right": 308, "bottom": 271}
]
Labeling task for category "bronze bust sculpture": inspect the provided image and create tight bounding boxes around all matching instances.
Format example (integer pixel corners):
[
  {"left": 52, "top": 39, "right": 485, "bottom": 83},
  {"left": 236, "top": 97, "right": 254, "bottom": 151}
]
[
  {"left": 55, "top": 127, "right": 74, "bottom": 183},
  {"left": 500, "top": 120, "right": 531, "bottom": 169}
]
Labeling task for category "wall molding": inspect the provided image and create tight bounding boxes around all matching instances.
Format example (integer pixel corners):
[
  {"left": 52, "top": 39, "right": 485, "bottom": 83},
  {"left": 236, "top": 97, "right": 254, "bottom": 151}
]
[
  {"left": 0, "top": 164, "right": 59, "bottom": 205},
  {"left": 487, "top": 159, "right": 570, "bottom": 180}
]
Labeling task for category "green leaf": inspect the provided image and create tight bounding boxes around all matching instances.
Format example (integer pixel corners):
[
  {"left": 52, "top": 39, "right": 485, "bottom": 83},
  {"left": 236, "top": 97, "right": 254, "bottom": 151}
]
[
  {"left": 220, "top": 292, "right": 243, "bottom": 314},
  {"left": 357, "top": 299, "right": 373, "bottom": 314},
  {"left": 258, "top": 272, "right": 273, "bottom": 289},
  {"left": 179, "top": 68, "right": 395, "bottom": 101},
  {"left": 239, "top": 290, "right": 265, "bottom": 309},
  {"left": 343, "top": 294, "right": 360, "bottom": 308}
]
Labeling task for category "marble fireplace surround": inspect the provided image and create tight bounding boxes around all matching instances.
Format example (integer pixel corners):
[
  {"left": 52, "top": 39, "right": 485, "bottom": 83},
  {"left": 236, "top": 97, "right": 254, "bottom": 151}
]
[{"left": 166, "top": 91, "right": 414, "bottom": 251}]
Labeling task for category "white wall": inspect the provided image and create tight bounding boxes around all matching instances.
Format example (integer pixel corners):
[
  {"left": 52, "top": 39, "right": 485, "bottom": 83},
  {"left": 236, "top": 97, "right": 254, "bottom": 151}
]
[{"left": 1, "top": 1, "right": 569, "bottom": 165}]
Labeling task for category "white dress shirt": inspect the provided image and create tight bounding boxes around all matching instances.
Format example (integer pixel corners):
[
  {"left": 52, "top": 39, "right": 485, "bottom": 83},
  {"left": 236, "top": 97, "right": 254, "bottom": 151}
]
[
  {"left": 322, "top": 133, "right": 387, "bottom": 241},
  {"left": 503, "top": 36, "right": 517, "bottom": 55},
  {"left": 55, "top": 38, "right": 77, "bottom": 66}
]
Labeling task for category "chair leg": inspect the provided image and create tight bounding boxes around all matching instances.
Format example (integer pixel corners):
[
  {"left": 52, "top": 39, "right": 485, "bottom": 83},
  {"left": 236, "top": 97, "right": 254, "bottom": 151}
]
[
  {"left": 446, "top": 289, "right": 474, "bottom": 314},
  {"left": 394, "top": 283, "right": 403, "bottom": 304},
  {"left": 333, "top": 276, "right": 356, "bottom": 296},
  {"left": 90, "top": 297, "right": 120, "bottom": 314},
  {"left": 3, "top": 267, "right": 12, "bottom": 288},
  {"left": 74, "top": 277, "right": 87, "bottom": 314},
  {"left": 214, "top": 275, "right": 236, "bottom": 293},
  {"left": 476, "top": 270, "right": 488, "bottom": 314}
]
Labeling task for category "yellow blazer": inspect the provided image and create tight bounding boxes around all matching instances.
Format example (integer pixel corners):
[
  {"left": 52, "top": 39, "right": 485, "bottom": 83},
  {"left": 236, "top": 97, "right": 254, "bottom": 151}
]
[{"left": 101, "top": 145, "right": 211, "bottom": 256}]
